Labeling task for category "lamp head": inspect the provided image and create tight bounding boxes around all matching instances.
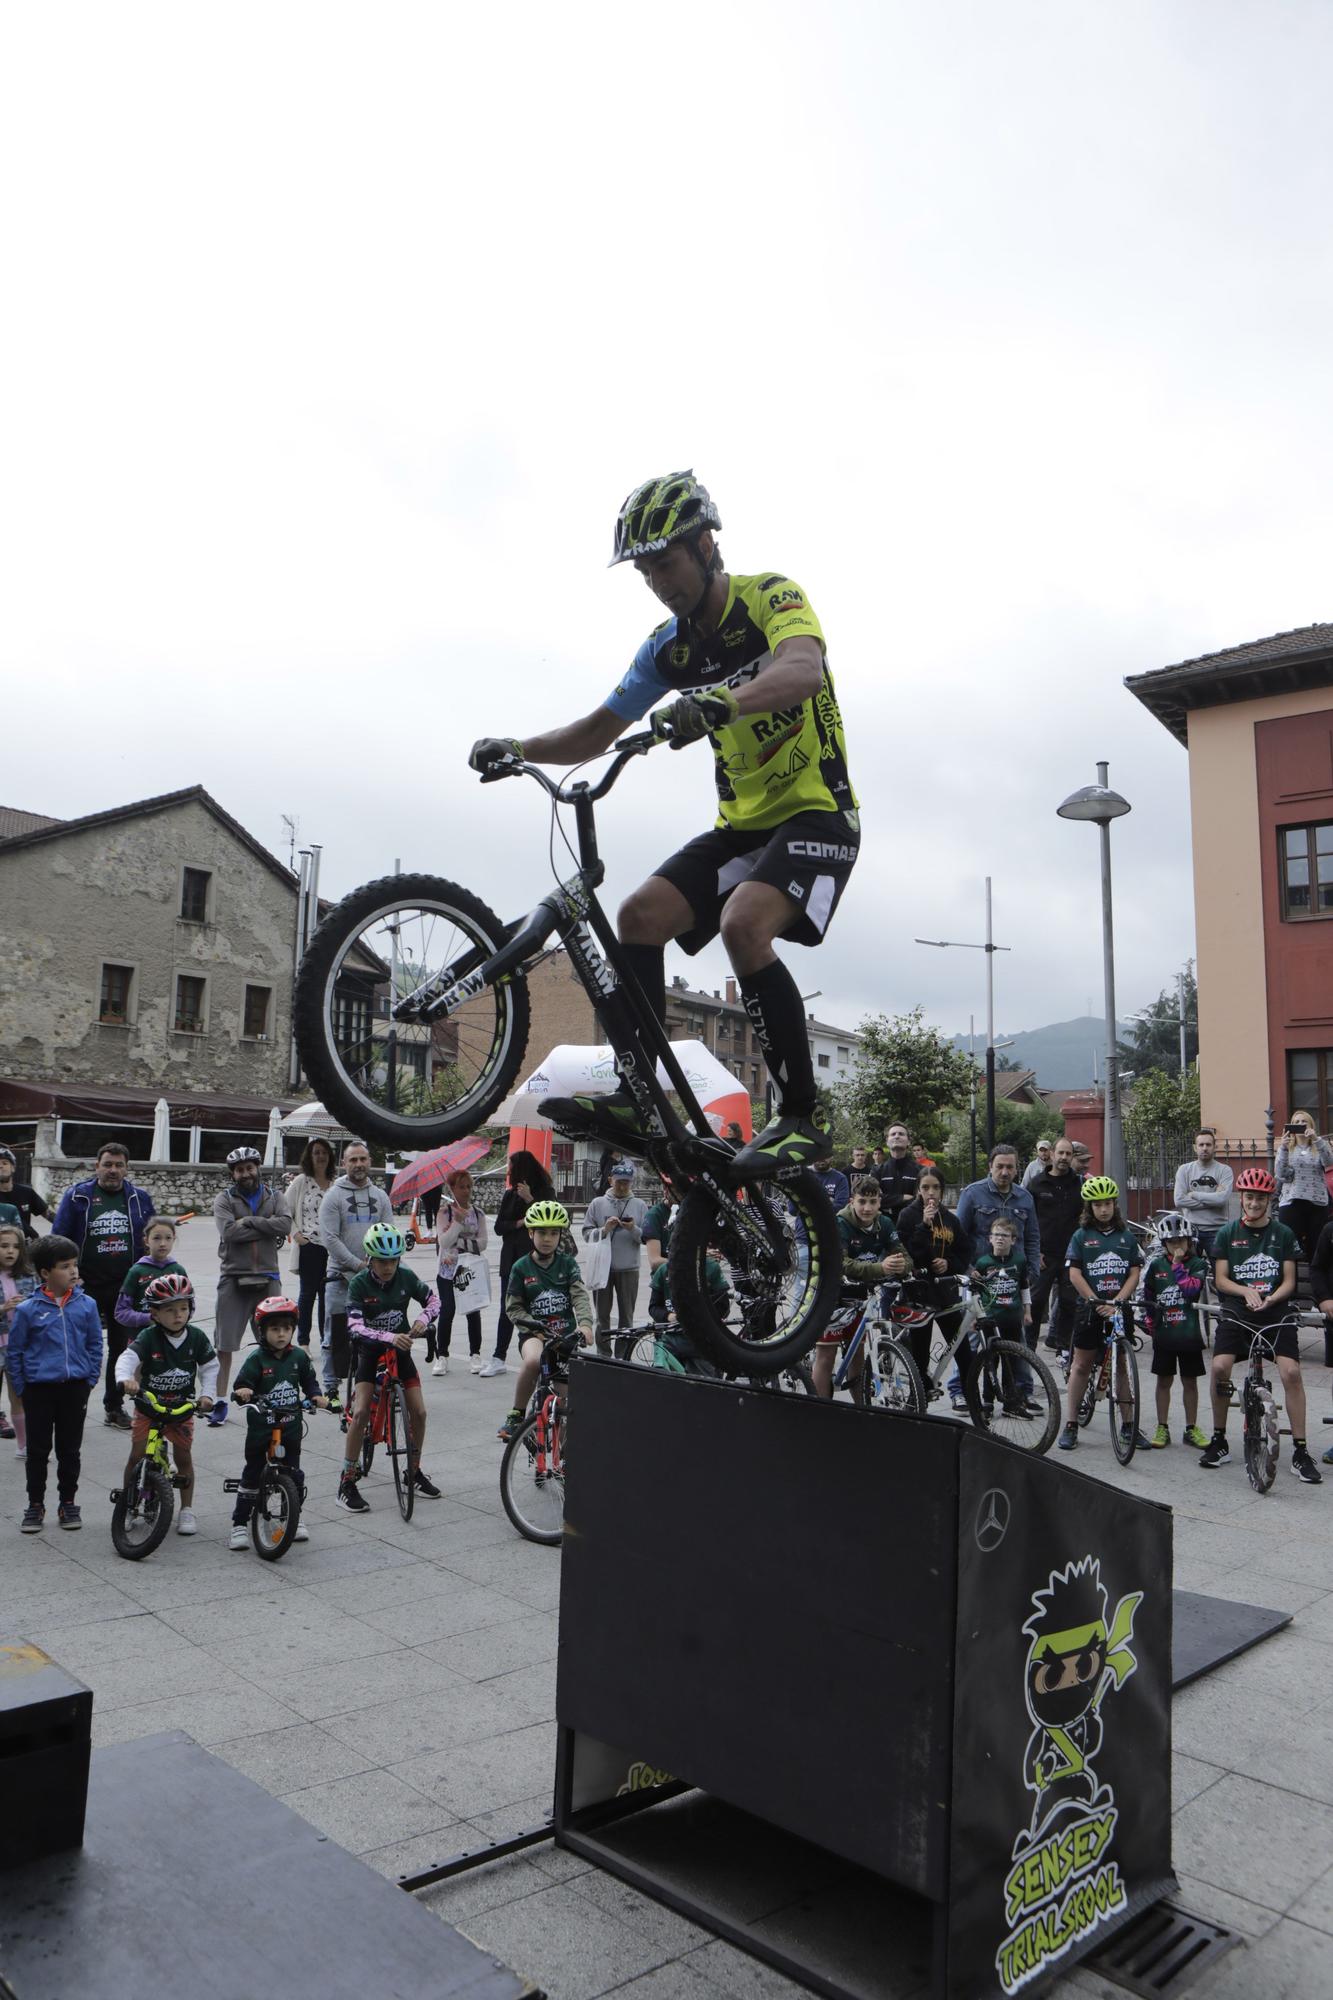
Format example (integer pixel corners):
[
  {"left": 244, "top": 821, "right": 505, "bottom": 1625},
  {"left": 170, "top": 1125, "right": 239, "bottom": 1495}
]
[{"left": 1057, "top": 784, "right": 1131, "bottom": 823}]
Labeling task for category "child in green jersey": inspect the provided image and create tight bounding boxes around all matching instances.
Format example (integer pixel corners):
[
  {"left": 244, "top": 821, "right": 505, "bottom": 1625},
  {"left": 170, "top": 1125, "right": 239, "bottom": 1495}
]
[
  {"left": 338, "top": 1224, "right": 441, "bottom": 1513},
  {"left": 500, "top": 1201, "right": 592, "bottom": 1441},
  {"left": 116, "top": 1272, "right": 217, "bottom": 1536},
  {"left": 114, "top": 1217, "right": 188, "bottom": 1334},
  {"left": 230, "top": 1295, "right": 328, "bottom": 1547},
  {"left": 647, "top": 1249, "right": 729, "bottom": 1374},
  {"left": 816, "top": 1177, "right": 912, "bottom": 1399},
  {"left": 1141, "top": 1213, "right": 1209, "bottom": 1449},
  {"left": 1058, "top": 1178, "right": 1148, "bottom": 1456}
]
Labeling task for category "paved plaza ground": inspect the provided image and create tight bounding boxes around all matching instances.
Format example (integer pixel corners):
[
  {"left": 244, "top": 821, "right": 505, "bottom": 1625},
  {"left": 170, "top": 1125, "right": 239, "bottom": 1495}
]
[{"left": 4, "top": 1215, "right": 1333, "bottom": 1998}]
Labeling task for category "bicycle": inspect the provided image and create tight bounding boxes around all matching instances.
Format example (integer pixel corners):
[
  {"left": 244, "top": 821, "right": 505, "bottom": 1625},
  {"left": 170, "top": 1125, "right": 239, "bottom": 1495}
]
[
  {"left": 499, "top": 1331, "right": 581, "bottom": 1545},
  {"left": 342, "top": 1344, "right": 419, "bottom": 1521},
  {"left": 823, "top": 1287, "right": 927, "bottom": 1415},
  {"left": 625, "top": 1320, "right": 817, "bottom": 1396},
  {"left": 915, "top": 1281, "right": 1062, "bottom": 1454},
  {"left": 109, "top": 1391, "right": 195, "bottom": 1559},
  {"left": 222, "top": 1391, "right": 315, "bottom": 1559},
  {"left": 1209, "top": 1310, "right": 1303, "bottom": 1495},
  {"left": 292, "top": 729, "right": 841, "bottom": 1376},
  {"left": 1064, "top": 1303, "right": 1144, "bottom": 1465}
]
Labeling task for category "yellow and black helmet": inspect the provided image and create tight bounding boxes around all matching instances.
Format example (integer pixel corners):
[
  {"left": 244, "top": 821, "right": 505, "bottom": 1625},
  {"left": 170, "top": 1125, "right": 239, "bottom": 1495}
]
[
  {"left": 610, "top": 470, "right": 721, "bottom": 567},
  {"left": 525, "top": 1199, "right": 569, "bottom": 1231}
]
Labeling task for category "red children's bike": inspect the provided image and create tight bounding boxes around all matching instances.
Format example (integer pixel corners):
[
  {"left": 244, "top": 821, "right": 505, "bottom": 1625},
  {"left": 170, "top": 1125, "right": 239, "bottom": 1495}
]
[
  {"left": 345, "top": 1344, "right": 419, "bottom": 1522},
  {"left": 499, "top": 1332, "right": 580, "bottom": 1545}
]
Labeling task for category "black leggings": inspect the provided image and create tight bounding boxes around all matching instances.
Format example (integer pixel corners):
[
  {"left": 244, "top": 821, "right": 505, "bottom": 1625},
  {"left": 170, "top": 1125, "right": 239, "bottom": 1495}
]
[
  {"left": 1280, "top": 1198, "right": 1328, "bottom": 1264},
  {"left": 492, "top": 1245, "right": 522, "bottom": 1360},
  {"left": 436, "top": 1277, "right": 482, "bottom": 1358},
  {"left": 232, "top": 1429, "right": 304, "bottom": 1522},
  {"left": 297, "top": 1243, "right": 328, "bottom": 1344},
  {"left": 22, "top": 1379, "right": 91, "bottom": 1507}
]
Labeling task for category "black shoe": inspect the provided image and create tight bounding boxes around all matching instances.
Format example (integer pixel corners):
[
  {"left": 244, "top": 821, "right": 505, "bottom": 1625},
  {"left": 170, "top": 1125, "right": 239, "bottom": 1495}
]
[
  {"left": 413, "top": 1469, "right": 442, "bottom": 1499},
  {"left": 539, "top": 1088, "right": 656, "bottom": 1153},
  {"left": 1291, "top": 1448, "right": 1323, "bottom": 1486},
  {"left": 57, "top": 1503, "right": 82, "bottom": 1530},
  {"left": 337, "top": 1475, "right": 370, "bottom": 1513},
  {"left": 732, "top": 1113, "right": 828, "bottom": 1179},
  {"left": 103, "top": 1408, "right": 132, "bottom": 1430},
  {"left": 1199, "top": 1435, "right": 1230, "bottom": 1468}
]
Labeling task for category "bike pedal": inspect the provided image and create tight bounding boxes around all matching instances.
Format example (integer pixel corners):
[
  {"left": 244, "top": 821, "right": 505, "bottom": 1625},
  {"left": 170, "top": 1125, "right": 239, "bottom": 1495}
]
[
  {"left": 223, "top": 1478, "right": 240, "bottom": 1492},
  {"left": 109, "top": 1489, "right": 121, "bottom": 1502}
]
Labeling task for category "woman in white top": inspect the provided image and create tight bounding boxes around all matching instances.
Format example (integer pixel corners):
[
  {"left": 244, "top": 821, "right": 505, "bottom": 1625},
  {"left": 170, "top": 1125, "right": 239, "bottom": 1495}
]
[
  {"left": 434, "top": 1168, "right": 489, "bottom": 1377},
  {"left": 284, "top": 1137, "right": 336, "bottom": 1347},
  {"left": 1275, "top": 1109, "right": 1333, "bottom": 1262}
]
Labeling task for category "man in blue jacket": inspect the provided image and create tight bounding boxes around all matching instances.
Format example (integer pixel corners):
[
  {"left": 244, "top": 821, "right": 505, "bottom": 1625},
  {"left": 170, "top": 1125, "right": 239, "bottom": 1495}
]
[
  {"left": 52, "top": 1142, "right": 156, "bottom": 1430},
  {"left": 8, "top": 1234, "right": 104, "bottom": 1531},
  {"left": 956, "top": 1144, "right": 1042, "bottom": 1271}
]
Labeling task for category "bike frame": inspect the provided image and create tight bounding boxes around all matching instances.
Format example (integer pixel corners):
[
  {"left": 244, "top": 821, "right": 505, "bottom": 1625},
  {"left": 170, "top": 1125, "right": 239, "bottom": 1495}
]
[{"left": 827, "top": 1288, "right": 929, "bottom": 1399}]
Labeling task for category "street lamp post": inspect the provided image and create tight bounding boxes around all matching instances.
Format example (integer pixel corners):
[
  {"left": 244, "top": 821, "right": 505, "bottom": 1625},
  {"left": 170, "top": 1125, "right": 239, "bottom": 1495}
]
[
  {"left": 1057, "top": 764, "right": 1132, "bottom": 1191},
  {"left": 915, "top": 877, "right": 1010, "bottom": 1154}
]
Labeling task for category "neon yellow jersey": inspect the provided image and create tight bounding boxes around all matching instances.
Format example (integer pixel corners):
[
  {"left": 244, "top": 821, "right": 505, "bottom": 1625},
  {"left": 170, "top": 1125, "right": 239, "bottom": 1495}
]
[{"left": 605, "top": 572, "right": 858, "bottom": 833}]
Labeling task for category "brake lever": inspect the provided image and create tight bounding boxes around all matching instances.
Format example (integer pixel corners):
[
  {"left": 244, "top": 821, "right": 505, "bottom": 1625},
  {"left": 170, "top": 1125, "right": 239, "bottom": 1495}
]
[{"left": 479, "top": 757, "right": 524, "bottom": 784}]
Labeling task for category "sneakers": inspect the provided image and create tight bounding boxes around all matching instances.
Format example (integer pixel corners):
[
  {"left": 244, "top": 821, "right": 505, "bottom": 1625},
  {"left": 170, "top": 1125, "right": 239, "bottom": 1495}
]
[
  {"left": 1120, "top": 1425, "right": 1153, "bottom": 1451},
  {"left": 57, "top": 1503, "right": 82, "bottom": 1530},
  {"left": 1323, "top": 1444, "right": 1333, "bottom": 1466},
  {"left": 498, "top": 1408, "right": 524, "bottom": 1443},
  {"left": 470, "top": 1356, "right": 483, "bottom": 1374},
  {"left": 413, "top": 1469, "right": 442, "bottom": 1499},
  {"left": 1291, "top": 1448, "right": 1323, "bottom": 1486},
  {"left": 20, "top": 1504, "right": 44, "bottom": 1533},
  {"left": 175, "top": 1507, "right": 198, "bottom": 1536},
  {"left": 293, "top": 1522, "right": 310, "bottom": 1541},
  {"left": 1199, "top": 1434, "right": 1231, "bottom": 1468},
  {"left": 337, "top": 1474, "right": 370, "bottom": 1513},
  {"left": 0, "top": 1417, "right": 13, "bottom": 1440},
  {"left": 207, "top": 1399, "right": 229, "bottom": 1427},
  {"left": 432, "top": 1357, "right": 447, "bottom": 1377},
  {"left": 1057, "top": 1424, "right": 1079, "bottom": 1451},
  {"left": 103, "top": 1407, "right": 132, "bottom": 1430},
  {"left": 1151, "top": 1424, "right": 1170, "bottom": 1449},
  {"left": 228, "top": 1523, "right": 250, "bottom": 1551},
  {"left": 1183, "top": 1424, "right": 1209, "bottom": 1449},
  {"left": 732, "top": 1112, "right": 828, "bottom": 1179},
  {"left": 949, "top": 1393, "right": 969, "bottom": 1413},
  {"left": 540, "top": 1087, "right": 655, "bottom": 1152},
  {"left": 478, "top": 1356, "right": 507, "bottom": 1378}
]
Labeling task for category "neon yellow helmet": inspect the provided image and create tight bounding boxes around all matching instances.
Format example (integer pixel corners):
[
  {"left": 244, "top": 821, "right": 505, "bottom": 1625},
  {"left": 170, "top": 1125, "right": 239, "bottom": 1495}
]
[
  {"left": 1081, "top": 1175, "right": 1119, "bottom": 1203},
  {"left": 610, "top": 470, "right": 721, "bottom": 567},
  {"left": 525, "top": 1199, "right": 569, "bottom": 1231}
]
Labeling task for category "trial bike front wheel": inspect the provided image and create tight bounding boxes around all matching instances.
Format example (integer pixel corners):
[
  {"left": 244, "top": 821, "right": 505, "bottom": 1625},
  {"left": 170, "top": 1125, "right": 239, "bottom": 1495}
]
[
  {"left": 387, "top": 1379, "right": 417, "bottom": 1521},
  {"left": 500, "top": 1405, "right": 567, "bottom": 1545},
  {"left": 1243, "top": 1378, "right": 1280, "bottom": 1494},
  {"left": 964, "top": 1341, "right": 1061, "bottom": 1455},
  {"left": 668, "top": 1168, "right": 841, "bottom": 1374},
  {"left": 292, "top": 873, "right": 532, "bottom": 1150},
  {"left": 111, "top": 1457, "right": 174, "bottom": 1560},
  {"left": 251, "top": 1469, "right": 302, "bottom": 1560},
  {"left": 1109, "top": 1336, "right": 1142, "bottom": 1465}
]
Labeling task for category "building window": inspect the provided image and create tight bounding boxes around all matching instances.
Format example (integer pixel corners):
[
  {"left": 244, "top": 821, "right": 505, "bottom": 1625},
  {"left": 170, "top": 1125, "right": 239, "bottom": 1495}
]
[
  {"left": 1279, "top": 823, "right": 1333, "bottom": 920},
  {"left": 837, "top": 1045, "right": 849, "bottom": 1061},
  {"left": 243, "top": 985, "right": 272, "bottom": 1039},
  {"left": 99, "top": 963, "right": 134, "bottom": 1025},
  {"left": 174, "top": 974, "right": 206, "bottom": 1033},
  {"left": 180, "top": 867, "right": 212, "bottom": 923},
  {"left": 1289, "top": 1049, "right": 1333, "bottom": 1129},
  {"left": 334, "top": 988, "right": 374, "bottom": 1062},
  {"left": 817, "top": 1052, "right": 830, "bottom": 1069}
]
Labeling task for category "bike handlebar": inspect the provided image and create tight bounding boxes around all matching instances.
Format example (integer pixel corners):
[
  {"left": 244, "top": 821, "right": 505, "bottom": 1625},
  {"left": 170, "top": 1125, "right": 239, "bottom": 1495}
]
[{"left": 477, "top": 729, "right": 664, "bottom": 807}]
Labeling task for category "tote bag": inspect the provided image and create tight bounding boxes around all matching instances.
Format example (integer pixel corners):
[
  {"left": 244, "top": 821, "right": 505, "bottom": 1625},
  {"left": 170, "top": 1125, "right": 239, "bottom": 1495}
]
[
  {"left": 584, "top": 1232, "right": 614, "bottom": 1292},
  {"left": 453, "top": 1251, "right": 491, "bottom": 1311}
]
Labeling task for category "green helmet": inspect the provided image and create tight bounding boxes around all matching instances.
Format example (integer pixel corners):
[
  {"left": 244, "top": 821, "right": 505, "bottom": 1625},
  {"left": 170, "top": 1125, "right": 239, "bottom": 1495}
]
[
  {"left": 524, "top": 1200, "right": 569, "bottom": 1232},
  {"left": 610, "top": 470, "right": 721, "bottom": 567},
  {"left": 1081, "top": 1176, "right": 1119, "bottom": 1203},
  {"left": 363, "top": 1222, "right": 406, "bottom": 1259}
]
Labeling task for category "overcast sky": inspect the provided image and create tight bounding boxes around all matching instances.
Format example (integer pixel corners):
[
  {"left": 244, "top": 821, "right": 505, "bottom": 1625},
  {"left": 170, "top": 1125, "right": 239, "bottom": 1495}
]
[{"left": 5, "top": 2, "right": 1332, "bottom": 1058}]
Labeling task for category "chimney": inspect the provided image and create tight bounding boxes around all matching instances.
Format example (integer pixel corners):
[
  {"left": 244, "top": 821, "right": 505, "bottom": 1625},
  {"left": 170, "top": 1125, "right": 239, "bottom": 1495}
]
[{"left": 725, "top": 977, "right": 737, "bottom": 1004}]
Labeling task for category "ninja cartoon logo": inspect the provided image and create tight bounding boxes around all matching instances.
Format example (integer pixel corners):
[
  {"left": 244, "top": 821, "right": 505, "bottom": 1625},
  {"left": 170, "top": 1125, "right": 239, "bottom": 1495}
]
[{"left": 995, "top": 1556, "right": 1143, "bottom": 1994}]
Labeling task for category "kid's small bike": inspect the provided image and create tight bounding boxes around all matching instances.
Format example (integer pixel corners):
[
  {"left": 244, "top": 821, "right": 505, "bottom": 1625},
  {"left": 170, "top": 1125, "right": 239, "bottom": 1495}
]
[
  {"left": 223, "top": 1391, "right": 314, "bottom": 1560},
  {"left": 1065, "top": 1303, "right": 1144, "bottom": 1465},
  {"left": 110, "top": 1391, "right": 196, "bottom": 1559},
  {"left": 824, "top": 1287, "right": 928, "bottom": 1415},
  {"left": 1212, "top": 1310, "right": 1303, "bottom": 1495},
  {"left": 344, "top": 1344, "right": 419, "bottom": 1522}
]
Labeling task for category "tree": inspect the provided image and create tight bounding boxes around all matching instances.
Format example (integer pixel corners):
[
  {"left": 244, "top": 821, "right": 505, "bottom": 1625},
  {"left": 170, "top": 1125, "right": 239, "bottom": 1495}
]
[
  {"left": 1124, "top": 1065, "right": 1201, "bottom": 1147},
  {"left": 840, "top": 1007, "right": 976, "bottom": 1141},
  {"left": 1118, "top": 962, "right": 1198, "bottom": 1078},
  {"left": 938, "top": 1099, "right": 1052, "bottom": 1192}
]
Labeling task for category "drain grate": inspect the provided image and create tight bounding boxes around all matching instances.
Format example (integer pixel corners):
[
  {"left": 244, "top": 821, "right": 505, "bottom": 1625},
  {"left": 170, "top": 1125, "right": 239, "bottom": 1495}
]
[{"left": 1086, "top": 1902, "right": 1241, "bottom": 1998}]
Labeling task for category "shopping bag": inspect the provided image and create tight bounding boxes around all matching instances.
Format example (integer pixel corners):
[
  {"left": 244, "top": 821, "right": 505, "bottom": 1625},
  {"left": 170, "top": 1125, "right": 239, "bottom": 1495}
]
[
  {"left": 584, "top": 1232, "right": 614, "bottom": 1292},
  {"left": 453, "top": 1251, "right": 492, "bottom": 1310}
]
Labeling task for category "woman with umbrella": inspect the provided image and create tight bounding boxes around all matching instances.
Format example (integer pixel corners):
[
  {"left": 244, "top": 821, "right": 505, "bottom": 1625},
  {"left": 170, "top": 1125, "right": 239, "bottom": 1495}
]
[{"left": 433, "top": 1168, "right": 488, "bottom": 1376}]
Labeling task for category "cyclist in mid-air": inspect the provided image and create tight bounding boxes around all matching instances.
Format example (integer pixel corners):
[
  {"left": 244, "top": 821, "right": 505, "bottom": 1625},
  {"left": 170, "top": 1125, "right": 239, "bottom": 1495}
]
[{"left": 469, "top": 470, "right": 859, "bottom": 1175}]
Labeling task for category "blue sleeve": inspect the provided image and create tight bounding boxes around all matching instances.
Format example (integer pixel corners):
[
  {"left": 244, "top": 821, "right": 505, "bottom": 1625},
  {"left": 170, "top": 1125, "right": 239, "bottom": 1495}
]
[
  {"left": 7, "top": 1302, "right": 32, "bottom": 1396},
  {"left": 604, "top": 630, "right": 675, "bottom": 722},
  {"left": 52, "top": 1190, "right": 78, "bottom": 1242},
  {"left": 955, "top": 1185, "right": 974, "bottom": 1248}
]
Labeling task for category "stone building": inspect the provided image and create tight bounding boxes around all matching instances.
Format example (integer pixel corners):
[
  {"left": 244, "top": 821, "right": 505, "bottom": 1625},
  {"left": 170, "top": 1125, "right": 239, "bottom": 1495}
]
[{"left": 0, "top": 786, "right": 309, "bottom": 1175}]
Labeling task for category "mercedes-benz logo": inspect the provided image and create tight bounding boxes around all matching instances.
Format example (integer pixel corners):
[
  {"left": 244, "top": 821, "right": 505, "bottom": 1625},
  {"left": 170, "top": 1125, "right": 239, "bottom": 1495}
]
[{"left": 975, "top": 1488, "right": 1011, "bottom": 1552}]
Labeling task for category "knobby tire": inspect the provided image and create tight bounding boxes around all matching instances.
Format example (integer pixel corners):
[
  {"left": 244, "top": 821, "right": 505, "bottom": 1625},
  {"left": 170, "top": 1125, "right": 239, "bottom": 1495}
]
[
  {"left": 252, "top": 1469, "right": 302, "bottom": 1560},
  {"left": 1243, "top": 1379, "right": 1280, "bottom": 1494},
  {"left": 111, "top": 1458, "right": 174, "bottom": 1560},
  {"left": 1110, "top": 1336, "right": 1141, "bottom": 1465},
  {"left": 388, "top": 1379, "right": 416, "bottom": 1521},
  {"left": 668, "top": 1167, "right": 841, "bottom": 1374},
  {"left": 500, "top": 1407, "right": 566, "bottom": 1545},
  {"left": 964, "top": 1340, "right": 1061, "bottom": 1455}
]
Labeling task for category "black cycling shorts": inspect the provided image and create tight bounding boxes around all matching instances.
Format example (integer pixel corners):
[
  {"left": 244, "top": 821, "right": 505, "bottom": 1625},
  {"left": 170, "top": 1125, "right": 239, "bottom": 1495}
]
[
  {"left": 1150, "top": 1340, "right": 1206, "bottom": 1379},
  {"left": 653, "top": 808, "right": 860, "bottom": 955},
  {"left": 352, "top": 1339, "right": 420, "bottom": 1386},
  {"left": 1071, "top": 1301, "right": 1136, "bottom": 1352},
  {"left": 1212, "top": 1313, "right": 1300, "bottom": 1363}
]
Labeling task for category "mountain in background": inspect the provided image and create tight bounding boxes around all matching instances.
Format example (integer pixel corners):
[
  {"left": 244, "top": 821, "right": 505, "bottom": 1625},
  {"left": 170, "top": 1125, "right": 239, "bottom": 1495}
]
[{"left": 949, "top": 1016, "right": 1133, "bottom": 1092}]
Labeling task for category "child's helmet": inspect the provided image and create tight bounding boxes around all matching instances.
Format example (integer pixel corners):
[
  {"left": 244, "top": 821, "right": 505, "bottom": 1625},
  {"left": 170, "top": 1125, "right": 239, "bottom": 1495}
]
[
  {"left": 143, "top": 1272, "right": 194, "bottom": 1310},
  {"left": 253, "top": 1294, "right": 299, "bottom": 1334},
  {"left": 1235, "top": 1166, "right": 1276, "bottom": 1194},
  {"left": 1081, "top": 1175, "right": 1119, "bottom": 1202},
  {"left": 1154, "top": 1211, "right": 1195, "bottom": 1245},
  {"left": 525, "top": 1199, "right": 569, "bottom": 1231},
  {"left": 363, "top": 1223, "right": 406, "bottom": 1259}
]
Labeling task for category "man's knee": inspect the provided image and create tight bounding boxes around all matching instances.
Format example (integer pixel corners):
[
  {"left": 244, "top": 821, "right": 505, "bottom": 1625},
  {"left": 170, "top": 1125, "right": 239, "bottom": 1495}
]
[{"left": 618, "top": 877, "right": 687, "bottom": 946}]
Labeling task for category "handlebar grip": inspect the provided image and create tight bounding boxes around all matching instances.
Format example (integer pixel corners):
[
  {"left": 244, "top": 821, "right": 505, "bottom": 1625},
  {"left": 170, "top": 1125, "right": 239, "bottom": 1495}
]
[{"left": 478, "top": 758, "right": 523, "bottom": 783}]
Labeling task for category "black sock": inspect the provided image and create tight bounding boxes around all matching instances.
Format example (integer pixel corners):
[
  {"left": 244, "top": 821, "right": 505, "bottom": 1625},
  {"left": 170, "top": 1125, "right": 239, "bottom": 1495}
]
[
  {"left": 739, "top": 959, "right": 816, "bottom": 1117},
  {"left": 618, "top": 942, "right": 666, "bottom": 1029}
]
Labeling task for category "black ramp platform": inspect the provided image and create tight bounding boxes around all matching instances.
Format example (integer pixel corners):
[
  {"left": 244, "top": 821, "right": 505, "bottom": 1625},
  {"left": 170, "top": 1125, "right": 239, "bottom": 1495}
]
[
  {"left": 1171, "top": 1588, "right": 1293, "bottom": 1690},
  {"left": 1, "top": 1732, "right": 535, "bottom": 2000},
  {"left": 555, "top": 1360, "right": 1177, "bottom": 2000}
]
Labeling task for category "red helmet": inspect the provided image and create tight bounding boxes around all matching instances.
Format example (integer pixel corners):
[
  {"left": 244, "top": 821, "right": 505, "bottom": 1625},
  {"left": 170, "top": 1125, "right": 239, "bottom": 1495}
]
[
  {"left": 143, "top": 1272, "right": 194, "bottom": 1310},
  {"left": 253, "top": 1294, "right": 299, "bottom": 1328},
  {"left": 1235, "top": 1166, "right": 1276, "bottom": 1195}
]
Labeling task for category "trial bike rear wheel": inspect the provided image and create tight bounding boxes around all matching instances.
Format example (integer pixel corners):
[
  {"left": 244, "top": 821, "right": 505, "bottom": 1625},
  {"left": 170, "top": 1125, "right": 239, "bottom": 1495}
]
[
  {"left": 111, "top": 1457, "right": 174, "bottom": 1559},
  {"left": 293, "top": 874, "right": 531, "bottom": 1149},
  {"left": 251, "top": 1468, "right": 302, "bottom": 1560},
  {"left": 668, "top": 1167, "right": 841, "bottom": 1374},
  {"left": 500, "top": 1404, "right": 567, "bottom": 1545}
]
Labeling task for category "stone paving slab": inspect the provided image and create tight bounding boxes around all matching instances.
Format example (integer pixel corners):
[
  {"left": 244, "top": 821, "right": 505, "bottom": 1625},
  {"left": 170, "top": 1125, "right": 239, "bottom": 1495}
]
[{"left": 2, "top": 1214, "right": 1332, "bottom": 1995}]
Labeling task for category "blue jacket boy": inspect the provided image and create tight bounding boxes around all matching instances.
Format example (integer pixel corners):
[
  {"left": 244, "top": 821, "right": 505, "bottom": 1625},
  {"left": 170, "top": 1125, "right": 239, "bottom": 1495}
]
[{"left": 7, "top": 1286, "right": 105, "bottom": 1396}]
